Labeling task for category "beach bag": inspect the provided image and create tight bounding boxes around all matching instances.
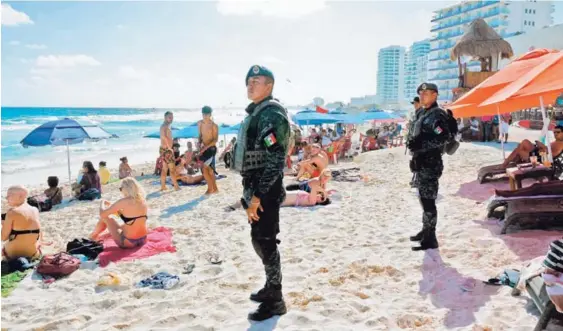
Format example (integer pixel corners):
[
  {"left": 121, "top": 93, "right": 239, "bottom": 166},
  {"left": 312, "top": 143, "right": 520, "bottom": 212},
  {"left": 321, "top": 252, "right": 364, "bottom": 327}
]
[
  {"left": 78, "top": 188, "right": 101, "bottom": 201},
  {"left": 66, "top": 238, "right": 103, "bottom": 260},
  {"left": 37, "top": 253, "right": 80, "bottom": 278},
  {"left": 27, "top": 196, "right": 53, "bottom": 212}
]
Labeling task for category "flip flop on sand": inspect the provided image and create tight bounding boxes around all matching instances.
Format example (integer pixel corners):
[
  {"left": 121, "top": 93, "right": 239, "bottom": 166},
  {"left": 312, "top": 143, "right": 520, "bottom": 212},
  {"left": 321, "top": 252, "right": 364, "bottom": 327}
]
[{"left": 183, "top": 264, "right": 195, "bottom": 274}]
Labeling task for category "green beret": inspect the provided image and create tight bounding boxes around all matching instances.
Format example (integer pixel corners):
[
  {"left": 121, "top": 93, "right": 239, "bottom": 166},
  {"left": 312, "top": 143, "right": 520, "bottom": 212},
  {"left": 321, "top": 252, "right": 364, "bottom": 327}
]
[
  {"left": 202, "top": 106, "right": 212, "bottom": 114},
  {"left": 246, "top": 65, "right": 274, "bottom": 85},
  {"left": 417, "top": 82, "right": 439, "bottom": 94}
]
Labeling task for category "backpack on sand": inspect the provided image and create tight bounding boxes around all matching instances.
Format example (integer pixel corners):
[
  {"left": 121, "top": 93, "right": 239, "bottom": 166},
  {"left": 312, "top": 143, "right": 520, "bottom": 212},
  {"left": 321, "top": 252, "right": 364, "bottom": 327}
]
[{"left": 37, "top": 252, "right": 80, "bottom": 278}]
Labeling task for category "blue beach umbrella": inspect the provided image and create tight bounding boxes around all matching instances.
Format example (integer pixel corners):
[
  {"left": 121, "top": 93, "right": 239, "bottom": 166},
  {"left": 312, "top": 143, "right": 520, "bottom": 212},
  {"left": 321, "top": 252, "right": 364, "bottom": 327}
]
[
  {"left": 329, "top": 110, "right": 366, "bottom": 124},
  {"left": 20, "top": 118, "right": 117, "bottom": 185},
  {"left": 359, "top": 109, "right": 401, "bottom": 121},
  {"left": 143, "top": 127, "right": 182, "bottom": 139},
  {"left": 291, "top": 109, "right": 340, "bottom": 126}
]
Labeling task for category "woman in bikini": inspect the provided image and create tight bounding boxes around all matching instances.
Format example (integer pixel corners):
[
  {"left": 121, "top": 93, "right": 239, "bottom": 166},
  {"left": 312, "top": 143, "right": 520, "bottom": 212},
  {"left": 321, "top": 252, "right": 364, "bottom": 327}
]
[
  {"left": 90, "top": 177, "right": 148, "bottom": 248},
  {"left": 2, "top": 186, "right": 42, "bottom": 260},
  {"left": 287, "top": 168, "right": 332, "bottom": 196}
]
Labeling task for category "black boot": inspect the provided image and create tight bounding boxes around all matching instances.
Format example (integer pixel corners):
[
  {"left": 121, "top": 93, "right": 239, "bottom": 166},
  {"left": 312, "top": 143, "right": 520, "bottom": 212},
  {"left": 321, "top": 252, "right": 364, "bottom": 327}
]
[
  {"left": 412, "top": 229, "right": 439, "bottom": 251},
  {"left": 249, "top": 285, "right": 282, "bottom": 303},
  {"left": 409, "top": 230, "right": 423, "bottom": 242},
  {"left": 248, "top": 299, "right": 287, "bottom": 321}
]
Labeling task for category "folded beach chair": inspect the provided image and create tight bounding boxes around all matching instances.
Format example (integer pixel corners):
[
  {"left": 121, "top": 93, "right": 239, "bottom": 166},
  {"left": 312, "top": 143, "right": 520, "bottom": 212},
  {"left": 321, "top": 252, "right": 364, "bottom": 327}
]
[
  {"left": 500, "top": 197, "right": 563, "bottom": 234},
  {"left": 512, "top": 275, "right": 563, "bottom": 331},
  {"left": 477, "top": 162, "right": 522, "bottom": 183}
]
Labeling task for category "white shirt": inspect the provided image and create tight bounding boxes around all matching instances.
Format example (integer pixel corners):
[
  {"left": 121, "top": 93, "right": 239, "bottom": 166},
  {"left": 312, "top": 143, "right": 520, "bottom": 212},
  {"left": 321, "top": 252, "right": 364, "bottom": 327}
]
[{"left": 470, "top": 120, "right": 479, "bottom": 132}]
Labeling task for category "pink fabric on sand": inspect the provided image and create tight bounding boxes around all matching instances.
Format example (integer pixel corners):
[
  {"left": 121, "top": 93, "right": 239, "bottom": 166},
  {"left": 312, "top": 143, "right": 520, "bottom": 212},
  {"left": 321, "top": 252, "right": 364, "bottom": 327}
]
[{"left": 98, "top": 226, "right": 176, "bottom": 267}]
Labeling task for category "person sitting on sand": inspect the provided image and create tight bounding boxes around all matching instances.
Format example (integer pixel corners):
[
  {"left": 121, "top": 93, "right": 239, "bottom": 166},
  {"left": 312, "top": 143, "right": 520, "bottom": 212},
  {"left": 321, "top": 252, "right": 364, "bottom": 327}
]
[
  {"left": 2, "top": 186, "right": 42, "bottom": 260},
  {"left": 499, "top": 125, "right": 563, "bottom": 172},
  {"left": 99, "top": 161, "right": 111, "bottom": 185},
  {"left": 76, "top": 161, "right": 102, "bottom": 198},
  {"left": 119, "top": 157, "right": 133, "bottom": 179},
  {"left": 90, "top": 177, "right": 148, "bottom": 248},
  {"left": 293, "top": 143, "right": 328, "bottom": 180},
  {"left": 44, "top": 176, "right": 63, "bottom": 207},
  {"left": 226, "top": 190, "right": 331, "bottom": 211},
  {"left": 287, "top": 169, "right": 332, "bottom": 196}
]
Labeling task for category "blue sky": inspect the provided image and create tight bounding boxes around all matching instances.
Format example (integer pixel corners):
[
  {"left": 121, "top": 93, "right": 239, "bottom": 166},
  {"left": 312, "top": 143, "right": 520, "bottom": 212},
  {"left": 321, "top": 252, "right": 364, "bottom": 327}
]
[{"left": 2, "top": 1, "right": 562, "bottom": 108}]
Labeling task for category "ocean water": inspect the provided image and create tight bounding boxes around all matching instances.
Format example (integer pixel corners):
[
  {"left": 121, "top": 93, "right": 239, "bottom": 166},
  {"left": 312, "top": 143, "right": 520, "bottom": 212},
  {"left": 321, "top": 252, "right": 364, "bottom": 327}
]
[{"left": 1, "top": 107, "right": 249, "bottom": 189}]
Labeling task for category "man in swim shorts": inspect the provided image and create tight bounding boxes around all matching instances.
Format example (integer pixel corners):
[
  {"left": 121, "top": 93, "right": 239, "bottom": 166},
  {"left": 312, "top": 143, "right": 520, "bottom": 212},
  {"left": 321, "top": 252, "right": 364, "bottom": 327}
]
[
  {"left": 160, "top": 111, "right": 180, "bottom": 191},
  {"left": 198, "top": 106, "right": 219, "bottom": 194}
]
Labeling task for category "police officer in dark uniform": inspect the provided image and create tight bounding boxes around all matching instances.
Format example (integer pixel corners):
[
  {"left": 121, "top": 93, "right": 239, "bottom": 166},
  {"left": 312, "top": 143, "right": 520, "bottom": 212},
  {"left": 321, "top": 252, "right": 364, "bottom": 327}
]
[
  {"left": 406, "top": 83, "right": 451, "bottom": 251},
  {"left": 231, "top": 65, "right": 290, "bottom": 321}
]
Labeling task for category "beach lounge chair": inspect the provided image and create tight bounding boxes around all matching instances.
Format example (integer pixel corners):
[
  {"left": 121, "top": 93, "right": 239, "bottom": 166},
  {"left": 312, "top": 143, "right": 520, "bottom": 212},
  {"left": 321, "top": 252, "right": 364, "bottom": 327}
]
[
  {"left": 477, "top": 162, "right": 522, "bottom": 183},
  {"left": 500, "top": 197, "right": 563, "bottom": 234},
  {"left": 513, "top": 275, "right": 563, "bottom": 331}
]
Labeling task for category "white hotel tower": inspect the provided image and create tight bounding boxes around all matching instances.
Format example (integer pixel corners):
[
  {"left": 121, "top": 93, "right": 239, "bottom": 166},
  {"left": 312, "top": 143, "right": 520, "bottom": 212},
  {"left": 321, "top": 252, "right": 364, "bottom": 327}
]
[{"left": 428, "top": 0, "right": 554, "bottom": 103}]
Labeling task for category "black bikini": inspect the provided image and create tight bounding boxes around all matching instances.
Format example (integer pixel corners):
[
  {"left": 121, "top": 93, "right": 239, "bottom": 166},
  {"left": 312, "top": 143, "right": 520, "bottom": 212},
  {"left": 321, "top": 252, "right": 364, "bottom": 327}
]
[
  {"left": 118, "top": 212, "right": 147, "bottom": 226},
  {"left": 9, "top": 229, "right": 40, "bottom": 241}
]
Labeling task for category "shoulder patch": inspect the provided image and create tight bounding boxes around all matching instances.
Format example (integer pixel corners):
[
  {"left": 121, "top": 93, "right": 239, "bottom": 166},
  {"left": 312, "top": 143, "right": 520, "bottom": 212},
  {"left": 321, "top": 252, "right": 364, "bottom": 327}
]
[{"left": 434, "top": 126, "right": 443, "bottom": 135}]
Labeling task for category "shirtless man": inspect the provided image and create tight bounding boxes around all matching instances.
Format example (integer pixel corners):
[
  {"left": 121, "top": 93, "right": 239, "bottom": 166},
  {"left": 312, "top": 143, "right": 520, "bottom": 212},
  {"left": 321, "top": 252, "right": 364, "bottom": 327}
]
[
  {"left": 160, "top": 111, "right": 180, "bottom": 191},
  {"left": 501, "top": 125, "right": 563, "bottom": 169},
  {"left": 2, "top": 186, "right": 42, "bottom": 260},
  {"left": 198, "top": 106, "right": 219, "bottom": 194}
]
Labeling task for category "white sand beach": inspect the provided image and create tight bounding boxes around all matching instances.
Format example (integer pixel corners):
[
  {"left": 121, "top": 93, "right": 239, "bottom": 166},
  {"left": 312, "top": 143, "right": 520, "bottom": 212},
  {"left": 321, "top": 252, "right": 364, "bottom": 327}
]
[{"left": 2, "top": 140, "right": 561, "bottom": 331}]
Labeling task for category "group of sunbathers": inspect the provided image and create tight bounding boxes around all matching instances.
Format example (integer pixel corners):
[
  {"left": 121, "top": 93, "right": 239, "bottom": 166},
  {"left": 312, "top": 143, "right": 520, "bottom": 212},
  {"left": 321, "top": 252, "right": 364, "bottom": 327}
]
[{"left": 2, "top": 177, "right": 150, "bottom": 265}]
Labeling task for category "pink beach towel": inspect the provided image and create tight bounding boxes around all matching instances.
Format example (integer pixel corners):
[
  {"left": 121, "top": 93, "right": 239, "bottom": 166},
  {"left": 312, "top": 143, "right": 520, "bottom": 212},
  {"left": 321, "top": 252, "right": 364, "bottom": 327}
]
[{"left": 98, "top": 227, "right": 176, "bottom": 267}]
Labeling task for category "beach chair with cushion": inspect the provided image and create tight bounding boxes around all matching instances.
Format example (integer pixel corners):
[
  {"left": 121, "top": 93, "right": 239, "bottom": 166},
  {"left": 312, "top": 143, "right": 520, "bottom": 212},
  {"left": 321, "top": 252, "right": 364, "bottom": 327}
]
[
  {"left": 513, "top": 275, "right": 563, "bottom": 331},
  {"left": 500, "top": 197, "right": 563, "bottom": 234}
]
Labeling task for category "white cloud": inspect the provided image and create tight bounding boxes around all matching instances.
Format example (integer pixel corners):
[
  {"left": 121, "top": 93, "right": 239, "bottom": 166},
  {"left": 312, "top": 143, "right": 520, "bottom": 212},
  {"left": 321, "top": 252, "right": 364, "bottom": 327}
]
[
  {"left": 9, "top": 40, "right": 21, "bottom": 46},
  {"left": 1, "top": 4, "right": 34, "bottom": 26},
  {"left": 116, "top": 24, "right": 126, "bottom": 29},
  {"left": 35, "top": 55, "right": 101, "bottom": 68},
  {"left": 216, "top": 0, "right": 327, "bottom": 19},
  {"left": 118, "top": 66, "right": 150, "bottom": 80},
  {"left": 26, "top": 44, "right": 47, "bottom": 50}
]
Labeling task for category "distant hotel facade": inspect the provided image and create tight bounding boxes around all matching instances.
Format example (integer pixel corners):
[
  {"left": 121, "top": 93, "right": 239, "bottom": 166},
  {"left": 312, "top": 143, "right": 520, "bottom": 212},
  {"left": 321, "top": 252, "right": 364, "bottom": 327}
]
[
  {"left": 376, "top": 45, "right": 405, "bottom": 107},
  {"left": 403, "top": 39, "right": 431, "bottom": 103},
  {"left": 428, "top": 0, "right": 554, "bottom": 102}
]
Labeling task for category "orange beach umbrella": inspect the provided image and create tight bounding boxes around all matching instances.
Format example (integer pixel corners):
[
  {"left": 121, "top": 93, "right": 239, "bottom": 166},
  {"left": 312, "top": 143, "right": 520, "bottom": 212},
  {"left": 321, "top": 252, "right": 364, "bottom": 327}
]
[{"left": 450, "top": 49, "right": 559, "bottom": 118}]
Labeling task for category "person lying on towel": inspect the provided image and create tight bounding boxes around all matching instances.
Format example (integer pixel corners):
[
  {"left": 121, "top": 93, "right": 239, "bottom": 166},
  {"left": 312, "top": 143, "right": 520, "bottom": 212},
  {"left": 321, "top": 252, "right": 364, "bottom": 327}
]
[
  {"left": 225, "top": 190, "right": 331, "bottom": 211},
  {"left": 2, "top": 186, "right": 42, "bottom": 260},
  {"left": 90, "top": 178, "right": 148, "bottom": 249}
]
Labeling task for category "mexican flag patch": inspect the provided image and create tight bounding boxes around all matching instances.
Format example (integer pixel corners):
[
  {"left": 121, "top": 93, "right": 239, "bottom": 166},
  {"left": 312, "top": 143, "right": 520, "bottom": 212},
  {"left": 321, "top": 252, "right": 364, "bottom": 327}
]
[
  {"left": 264, "top": 133, "right": 277, "bottom": 147},
  {"left": 434, "top": 126, "right": 443, "bottom": 135}
]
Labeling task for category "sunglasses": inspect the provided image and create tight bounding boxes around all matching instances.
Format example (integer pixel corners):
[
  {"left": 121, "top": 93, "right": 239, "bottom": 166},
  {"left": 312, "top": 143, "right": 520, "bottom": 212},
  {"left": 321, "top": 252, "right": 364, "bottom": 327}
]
[{"left": 555, "top": 131, "right": 562, "bottom": 134}]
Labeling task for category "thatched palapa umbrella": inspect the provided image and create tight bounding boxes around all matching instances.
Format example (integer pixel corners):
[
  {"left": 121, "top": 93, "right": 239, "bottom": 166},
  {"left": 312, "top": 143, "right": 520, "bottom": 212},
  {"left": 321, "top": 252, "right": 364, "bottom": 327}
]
[{"left": 450, "top": 18, "right": 514, "bottom": 62}]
